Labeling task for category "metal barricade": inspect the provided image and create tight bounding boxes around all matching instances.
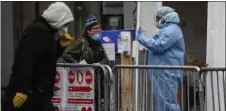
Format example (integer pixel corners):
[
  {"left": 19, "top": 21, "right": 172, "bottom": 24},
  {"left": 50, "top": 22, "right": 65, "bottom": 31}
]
[
  {"left": 199, "top": 67, "right": 226, "bottom": 111},
  {"left": 0, "top": 64, "right": 114, "bottom": 111},
  {"left": 103, "top": 65, "right": 116, "bottom": 111},
  {"left": 112, "top": 65, "right": 201, "bottom": 111},
  {"left": 56, "top": 63, "right": 113, "bottom": 111}
]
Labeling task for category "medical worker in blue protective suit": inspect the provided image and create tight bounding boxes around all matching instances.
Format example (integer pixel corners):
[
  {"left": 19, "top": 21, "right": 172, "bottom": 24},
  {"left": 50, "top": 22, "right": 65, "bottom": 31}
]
[{"left": 137, "top": 6, "right": 185, "bottom": 111}]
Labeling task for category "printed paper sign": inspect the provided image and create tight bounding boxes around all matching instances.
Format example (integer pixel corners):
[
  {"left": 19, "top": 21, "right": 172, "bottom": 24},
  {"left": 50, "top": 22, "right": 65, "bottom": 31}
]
[
  {"left": 66, "top": 68, "right": 95, "bottom": 111},
  {"left": 52, "top": 67, "right": 64, "bottom": 111},
  {"left": 102, "top": 43, "right": 115, "bottom": 61}
]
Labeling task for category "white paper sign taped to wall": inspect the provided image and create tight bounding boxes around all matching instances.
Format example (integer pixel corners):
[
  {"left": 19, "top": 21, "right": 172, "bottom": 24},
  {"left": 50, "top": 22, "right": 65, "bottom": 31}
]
[{"left": 102, "top": 43, "right": 115, "bottom": 61}]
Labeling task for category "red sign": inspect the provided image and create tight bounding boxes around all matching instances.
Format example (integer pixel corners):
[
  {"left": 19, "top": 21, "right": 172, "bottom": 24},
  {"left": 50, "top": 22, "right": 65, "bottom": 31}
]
[
  {"left": 68, "top": 86, "right": 93, "bottom": 92},
  {"left": 55, "top": 106, "right": 59, "bottom": 111},
  {"left": 55, "top": 72, "right": 60, "bottom": 84},
  {"left": 85, "top": 71, "right": 93, "bottom": 84},
  {"left": 68, "top": 71, "right": 75, "bottom": 84},
  {"left": 54, "top": 86, "right": 60, "bottom": 92},
  {"left": 87, "top": 107, "right": 92, "bottom": 111},
  {"left": 81, "top": 107, "right": 86, "bottom": 111},
  {"left": 52, "top": 98, "right": 61, "bottom": 103},
  {"left": 68, "top": 99, "right": 94, "bottom": 104},
  {"left": 77, "top": 72, "right": 83, "bottom": 83}
]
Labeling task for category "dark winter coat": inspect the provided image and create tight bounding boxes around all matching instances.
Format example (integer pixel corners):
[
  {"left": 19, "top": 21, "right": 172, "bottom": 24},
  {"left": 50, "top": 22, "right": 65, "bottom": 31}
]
[
  {"left": 3, "top": 17, "right": 66, "bottom": 111},
  {"left": 61, "top": 36, "right": 109, "bottom": 64}
]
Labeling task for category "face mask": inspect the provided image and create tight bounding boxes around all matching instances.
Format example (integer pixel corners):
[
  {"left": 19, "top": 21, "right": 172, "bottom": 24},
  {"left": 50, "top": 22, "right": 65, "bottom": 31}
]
[
  {"left": 155, "top": 21, "right": 159, "bottom": 27},
  {"left": 155, "top": 18, "right": 165, "bottom": 29},
  {"left": 58, "top": 27, "right": 68, "bottom": 36},
  {"left": 91, "top": 33, "right": 100, "bottom": 41}
]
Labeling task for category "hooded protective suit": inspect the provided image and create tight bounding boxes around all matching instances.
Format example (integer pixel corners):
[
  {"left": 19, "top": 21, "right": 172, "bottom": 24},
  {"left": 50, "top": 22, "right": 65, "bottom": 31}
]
[
  {"left": 137, "top": 7, "right": 184, "bottom": 111},
  {"left": 3, "top": 2, "right": 74, "bottom": 111}
]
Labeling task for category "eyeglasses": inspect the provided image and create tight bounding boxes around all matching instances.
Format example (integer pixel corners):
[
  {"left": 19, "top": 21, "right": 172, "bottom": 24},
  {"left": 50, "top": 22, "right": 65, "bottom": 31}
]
[{"left": 91, "top": 26, "right": 101, "bottom": 30}]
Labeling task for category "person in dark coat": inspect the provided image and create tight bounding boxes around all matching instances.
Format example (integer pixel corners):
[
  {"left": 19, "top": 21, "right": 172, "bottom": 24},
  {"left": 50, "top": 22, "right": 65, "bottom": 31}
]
[
  {"left": 61, "top": 15, "right": 109, "bottom": 65},
  {"left": 2, "top": 2, "right": 74, "bottom": 111},
  {"left": 61, "top": 15, "right": 109, "bottom": 111}
]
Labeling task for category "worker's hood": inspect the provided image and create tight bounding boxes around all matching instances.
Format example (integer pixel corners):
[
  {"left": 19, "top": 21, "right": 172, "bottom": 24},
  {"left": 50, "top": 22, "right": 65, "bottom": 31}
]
[
  {"left": 156, "top": 7, "right": 180, "bottom": 24},
  {"left": 41, "top": 2, "right": 74, "bottom": 29},
  {"left": 162, "top": 12, "right": 180, "bottom": 24}
]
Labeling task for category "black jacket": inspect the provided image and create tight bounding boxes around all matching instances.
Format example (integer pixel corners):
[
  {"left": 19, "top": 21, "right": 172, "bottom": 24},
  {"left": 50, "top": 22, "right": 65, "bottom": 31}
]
[{"left": 6, "top": 17, "right": 65, "bottom": 97}]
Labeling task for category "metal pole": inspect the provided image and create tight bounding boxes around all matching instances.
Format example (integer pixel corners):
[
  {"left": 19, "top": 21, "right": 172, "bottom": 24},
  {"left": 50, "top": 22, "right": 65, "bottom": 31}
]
[{"left": 134, "top": 1, "right": 141, "bottom": 111}]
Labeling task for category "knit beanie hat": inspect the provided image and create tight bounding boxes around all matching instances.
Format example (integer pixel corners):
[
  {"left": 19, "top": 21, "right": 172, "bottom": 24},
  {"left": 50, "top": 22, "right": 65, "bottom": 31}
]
[{"left": 85, "top": 15, "right": 98, "bottom": 31}]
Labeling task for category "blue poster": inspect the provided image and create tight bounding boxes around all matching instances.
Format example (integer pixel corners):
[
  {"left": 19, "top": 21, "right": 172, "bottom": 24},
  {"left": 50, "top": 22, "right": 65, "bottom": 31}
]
[{"left": 100, "top": 29, "right": 136, "bottom": 52}]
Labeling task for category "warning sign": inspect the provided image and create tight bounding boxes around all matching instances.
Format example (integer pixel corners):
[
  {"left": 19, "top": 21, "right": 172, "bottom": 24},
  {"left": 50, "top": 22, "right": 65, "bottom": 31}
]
[
  {"left": 66, "top": 68, "right": 95, "bottom": 111},
  {"left": 52, "top": 67, "right": 64, "bottom": 111},
  {"left": 54, "top": 105, "right": 60, "bottom": 111},
  {"left": 68, "top": 71, "right": 75, "bottom": 84},
  {"left": 87, "top": 107, "right": 92, "bottom": 111},
  {"left": 85, "top": 71, "right": 93, "bottom": 84}
]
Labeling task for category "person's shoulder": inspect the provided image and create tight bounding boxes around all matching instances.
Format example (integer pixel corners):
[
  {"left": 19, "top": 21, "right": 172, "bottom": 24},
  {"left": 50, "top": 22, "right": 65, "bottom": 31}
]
[
  {"left": 76, "top": 37, "right": 90, "bottom": 44},
  {"left": 164, "top": 23, "right": 181, "bottom": 32},
  {"left": 166, "top": 23, "right": 180, "bottom": 29},
  {"left": 24, "top": 20, "right": 49, "bottom": 33},
  {"left": 73, "top": 37, "right": 84, "bottom": 42},
  {"left": 71, "top": 37, "right": 85, "bottom": 46}
]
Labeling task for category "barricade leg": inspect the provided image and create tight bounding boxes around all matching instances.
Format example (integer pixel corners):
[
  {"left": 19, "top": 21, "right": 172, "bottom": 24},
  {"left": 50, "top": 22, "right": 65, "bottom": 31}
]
[{"left": 203, "top": 68, "right": 226, "bottom": 111}]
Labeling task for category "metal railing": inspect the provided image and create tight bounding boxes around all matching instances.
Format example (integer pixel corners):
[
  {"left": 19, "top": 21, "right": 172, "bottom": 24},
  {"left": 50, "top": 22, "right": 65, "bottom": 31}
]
[
  {"left": 1, "top": 63, "right": 114, "bottom": 111},
  {"left": 199, "top": 67, "right": 226, "bottom": 111},
  {"left": 112, "top": 65, "right": 201, "bottom": 111},
  {"left": 1, "top": 64, "right": 225, "bottom": 111}
]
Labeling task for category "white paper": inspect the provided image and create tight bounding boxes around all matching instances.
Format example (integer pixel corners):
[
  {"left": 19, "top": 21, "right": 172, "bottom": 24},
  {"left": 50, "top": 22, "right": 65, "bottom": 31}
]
[
  {"left": 117, "top": 44, "right": 123, "bottom": 53},
  {"left": 102, "top": 36, "right": 112, "bottom": 42},
  {"left": 66, "top": 68, "right": 95, "bottom": 111},
  {"left": 119, "top": 31, "right": 132, "bottom": 56},
  {"left": 79, "top": 60, "right": 87, "bottom": 64},
  {"left": 102, "top": 43, "right": 115, "bottom": 61}
]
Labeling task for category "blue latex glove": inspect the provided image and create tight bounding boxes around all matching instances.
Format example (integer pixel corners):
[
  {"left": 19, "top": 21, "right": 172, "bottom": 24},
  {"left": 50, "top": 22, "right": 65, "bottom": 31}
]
[
  {"left": 137, "top": 27, "right": 144, "bottom": 41},
  {"left": 138, "top": 27, "right": 143, "bottom": 35}
]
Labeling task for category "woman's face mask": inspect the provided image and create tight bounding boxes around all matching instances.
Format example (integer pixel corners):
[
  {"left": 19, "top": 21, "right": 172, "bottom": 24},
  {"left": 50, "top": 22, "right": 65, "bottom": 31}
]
[
  {"left": 88, "top": 25, "right": 101, "bottom": 41},
  {"left": 91, "top": 33, "right": 100, "bottom": 41}
]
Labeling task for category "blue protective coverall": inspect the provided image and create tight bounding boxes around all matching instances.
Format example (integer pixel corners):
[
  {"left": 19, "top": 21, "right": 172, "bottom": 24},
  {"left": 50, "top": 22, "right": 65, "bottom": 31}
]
[{"left": 137, "top": 7, "right": 185, "bottom": 111}]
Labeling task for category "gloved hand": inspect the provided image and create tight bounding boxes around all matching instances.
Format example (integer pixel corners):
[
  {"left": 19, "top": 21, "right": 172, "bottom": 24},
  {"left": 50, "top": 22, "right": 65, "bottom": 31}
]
[
  {"left": 137, "top": 27, "right": 143, "bottom": 40},
  {"left": 138, "top": 27, "right": 143, "bottom": 35},
  {"left": 13, "top": 92, "right": 28, "bottom": 108},
  {"left": 138, "top": 27, "right": 144, "bottom": 36},
  {"left": 59, "top": 33, "right": 73, "bottom": 47}
]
